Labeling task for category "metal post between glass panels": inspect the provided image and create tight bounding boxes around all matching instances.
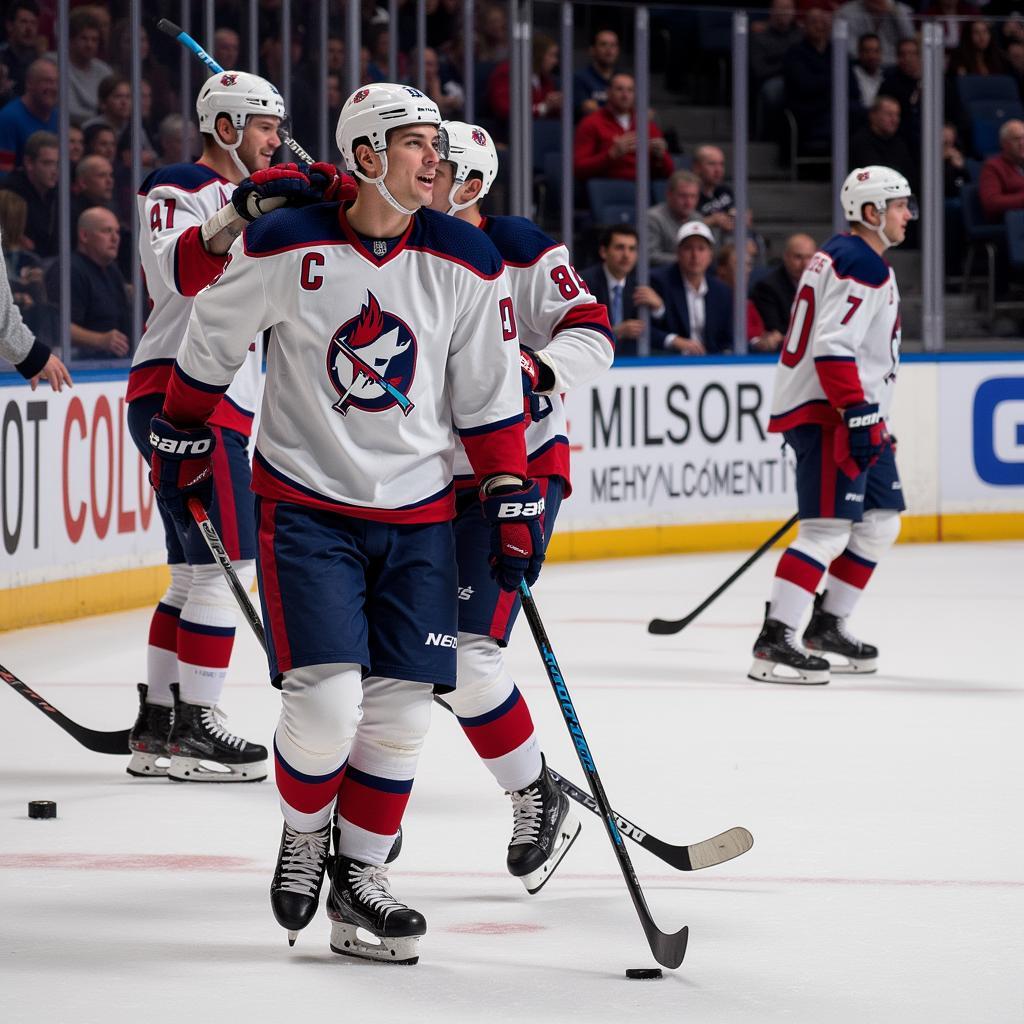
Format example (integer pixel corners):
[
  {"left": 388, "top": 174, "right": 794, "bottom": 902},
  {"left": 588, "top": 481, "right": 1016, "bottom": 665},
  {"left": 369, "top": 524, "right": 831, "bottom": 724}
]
[
  {"left": 519, "top": 0, "right": 533, "bottom": 219},
  {"left": 248, "top": 0, "right": 259, "bottom": 74},
  {"left": 204, "top": 0, "right": 215, "bottom": 56},
  {"left": 281, "top": 0, "right": 292, "bottom": 118},
  {"left": 559, "top": 1, "right": 573, "bottom": 249},
  {"left": 57, "top": 0, "right": 70, "bottom": 366},
  {"left": 389, "top": 0, "right": 400, "bottom": 82},
  {"left": 831, "top": 16, "right": 849, "bottom": 235},
  {"left": 634, "top": 6, "right": 651, "bottom": 356},
  {"left": 464, "top": 0, "right": 476, "bottom": 124},
  {"left": 180, "top": 0, "right": 192, "bottom": 158},
  {"left": 732, "top": 11, "right": 749, "bottom": 355},
  {"left": 318, "top": 0, "right": 329, "bottom": 161},
  {"left": 416, "top": 0, "right": 427, "bottom": 91},
  {"left": 921, "top": 21, "right": 945, "bottom": 352},
  {"left": 347, "top": 0, "right": 361, "bottom": 97},
  {"left": 508, "top": 0, "right": 522, "bottom": 215},
  {"left": 130, "top": 0, "right": 143, "bottom": 355}
]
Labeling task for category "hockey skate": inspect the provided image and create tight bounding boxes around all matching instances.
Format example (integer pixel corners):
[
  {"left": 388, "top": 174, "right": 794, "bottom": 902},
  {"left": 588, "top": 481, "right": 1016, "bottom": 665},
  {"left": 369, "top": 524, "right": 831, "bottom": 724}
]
[
  {"left": 126, "top": 684, "right": 174, "bottom": 778},
  {"left": 803, "top": 591, "right": 879, "bottom": 673},
  {"left": 166, "top": 684, "right": 268, "bottom": 782},
  {"left": 506, "top": 756, "right": 581, "bottom": 894},
  {"left": 326, "top": 855, "right": 426, "bottom": 965},
  {"left": 271, "top": 822, "right": 332, "bottom": 946},
  {"left": 748, "top": 603, "right": 830, "bottom": 685}
]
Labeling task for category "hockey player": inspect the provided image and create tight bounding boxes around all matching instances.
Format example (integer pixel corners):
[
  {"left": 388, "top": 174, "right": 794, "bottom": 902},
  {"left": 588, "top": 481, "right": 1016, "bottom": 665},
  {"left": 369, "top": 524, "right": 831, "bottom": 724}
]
[
  {"left": 126, "top": 71, "right": 334, "bottom": 781},
  {"left": 749, "top": 165, "right": 916, "bottom": 685},
  {"left": 148, "top": 84, "right": 540, "bottom": 964},
  {"left": 427, "top": 121, "right": 614, "bottom": 891}
]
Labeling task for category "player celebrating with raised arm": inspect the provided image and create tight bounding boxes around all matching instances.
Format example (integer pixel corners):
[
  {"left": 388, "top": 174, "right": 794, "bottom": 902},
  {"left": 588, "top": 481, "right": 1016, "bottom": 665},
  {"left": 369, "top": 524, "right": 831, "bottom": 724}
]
[
  {"left": 427, "top": 122, "right": 614, "bottom": 891},
  {"left": 150, "top": 84, "right": 539, "bottom": 965},
  {"left": 126, "top": 71, "right": 340, "bottom": 782},
  {"left": 749, "top": 166, "right": 916, "bottom": 686}
]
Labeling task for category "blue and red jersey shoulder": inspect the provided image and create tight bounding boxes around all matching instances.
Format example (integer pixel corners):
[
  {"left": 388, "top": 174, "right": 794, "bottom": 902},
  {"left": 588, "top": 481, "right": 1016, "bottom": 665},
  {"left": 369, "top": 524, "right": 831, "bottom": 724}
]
[
  {"left": 243, "top": 201, "right": 347, "bottom": 257},
  {"left": 406, "top": 207, "right": 504, "bottom": 278},
  {"left": 482, "top": 214, "right": 560, "bottom": 267},
  {"left": 820, "top": 233, "right": 889, "bottom": 288},
  {"left": 138, "top": 161, "right": 228, "bottom": 197}
]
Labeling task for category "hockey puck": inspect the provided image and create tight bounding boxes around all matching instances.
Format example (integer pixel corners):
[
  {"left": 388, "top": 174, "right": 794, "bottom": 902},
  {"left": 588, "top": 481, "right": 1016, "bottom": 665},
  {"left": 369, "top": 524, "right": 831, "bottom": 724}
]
[
  {"left": 28, "top": 800, "right": 57, "bottom": 819},
  {"left": 625, "top": 968, "right": 663, "bottom": 980}
]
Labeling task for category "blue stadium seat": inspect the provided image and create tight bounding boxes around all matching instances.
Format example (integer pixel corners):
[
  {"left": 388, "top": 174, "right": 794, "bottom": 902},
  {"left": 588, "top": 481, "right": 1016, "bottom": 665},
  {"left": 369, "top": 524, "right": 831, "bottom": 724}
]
[
  {"left": 956, "top": 74, "right": 1020, "bottom": 109},
  {"left": 959, "top": 182, "right": 1006, "bottom": 319},
  {"left": 965, "top": 157, "right": 983, "bottom": 182},
  {"left": 532, "top": 120, "right": 561, "bottom": 175},
  {"left": 651, "top": 179, "right": 668, "bottom": 205},
  {"left": 1007, "top": 211, "right": 1024, "bottom": 273},
  {"left": 586, "top": 179, "right": 638, "bottom": 224}
]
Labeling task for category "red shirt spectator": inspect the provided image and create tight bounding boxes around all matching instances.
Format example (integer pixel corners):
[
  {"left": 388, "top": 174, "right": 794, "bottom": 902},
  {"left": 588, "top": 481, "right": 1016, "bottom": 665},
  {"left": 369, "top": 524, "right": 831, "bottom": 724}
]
[
  {"left": 488, "top": 33, "right": 561, "bottom": 120},
  {"left": 573, "top": 72, "right": 674, "bottom": 182},
  {"left": 978, "top": 119, "right": 1024, "bottom": 222}
]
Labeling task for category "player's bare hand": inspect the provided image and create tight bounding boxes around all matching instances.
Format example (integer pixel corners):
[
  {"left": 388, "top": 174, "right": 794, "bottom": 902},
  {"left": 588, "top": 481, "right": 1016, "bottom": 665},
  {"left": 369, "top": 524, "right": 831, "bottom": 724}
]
[{"left": 30, "top": 353, "right": 73, "bottom": 392}]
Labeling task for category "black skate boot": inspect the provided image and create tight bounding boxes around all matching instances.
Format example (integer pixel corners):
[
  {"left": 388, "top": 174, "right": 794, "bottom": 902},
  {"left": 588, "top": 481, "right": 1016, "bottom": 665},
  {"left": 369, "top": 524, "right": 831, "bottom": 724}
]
[
  {"left": 506, "top": 756, "right": 581, "bottom": 894},
  {"left": 326, "top": 856, "right": 426, "bottom": 964},
  {"left": 126, "top": 684, "right": 174, "bottom": 778},
  {"left": 803, "top": 591, "right": 879, "bottom": 674},
  {"left": 166, "top": 683, "right": 268, "bottom": 782},
  {"left": 748, "top": 603, "right": 830, "bottom": 685},
  {"left": 270, "top": 821, "right": 332, "bottom": 946}
]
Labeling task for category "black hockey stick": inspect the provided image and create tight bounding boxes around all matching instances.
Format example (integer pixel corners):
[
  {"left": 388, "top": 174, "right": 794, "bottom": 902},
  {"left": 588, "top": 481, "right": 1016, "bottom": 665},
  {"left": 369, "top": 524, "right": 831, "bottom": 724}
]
[
  {"left": 1, "top": 662, "right": 131, "bottom": 755},
  {"left": 647, "top": 513, "right": 799, "bottom": 635},
  {"left": 156, "top": 19, "right": 316, "bottom": 164},
  {"left": 518, "top": 581, "right": 688, "bottom": 969}
]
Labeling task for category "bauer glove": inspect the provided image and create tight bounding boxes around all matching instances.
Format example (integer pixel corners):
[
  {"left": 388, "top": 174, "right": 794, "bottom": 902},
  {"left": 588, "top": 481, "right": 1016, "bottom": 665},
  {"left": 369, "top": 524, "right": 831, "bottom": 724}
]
[
  {"left": 833, "top": 401, "right": 886, "bottom": 476},
  {"left": 149, "top": 415, "right": 216, "bottom": 527},
  {"left": 519, "top": 345, "right": 554, "bottom": 424},
  {"left": 231, "top": 163, "right": 320, "bottom": 222},
  {"left": 305, "top": 161, "right": 359, "bottom": 202},
  {"left": 480, "top": 478, "right": 546, "bottom": 592}
]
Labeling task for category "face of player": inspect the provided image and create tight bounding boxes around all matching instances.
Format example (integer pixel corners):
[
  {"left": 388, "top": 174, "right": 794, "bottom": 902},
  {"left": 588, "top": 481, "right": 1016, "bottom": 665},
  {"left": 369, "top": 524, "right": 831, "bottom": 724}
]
[
  {"left": 237, "top": 116, "right": 283, "bottom": 172},
  {"left": 383, "top": 125, "right": 439, "bottom": 209},
  {"left": 882, "top": 198, "right": 914, "bottom": 245}
]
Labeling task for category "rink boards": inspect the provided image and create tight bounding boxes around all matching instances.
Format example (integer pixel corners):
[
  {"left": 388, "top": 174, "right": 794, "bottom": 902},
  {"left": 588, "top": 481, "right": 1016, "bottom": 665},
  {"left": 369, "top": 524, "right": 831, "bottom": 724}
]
[{"left": 0, "top": 355, "right": 1021, "bottom": 628}]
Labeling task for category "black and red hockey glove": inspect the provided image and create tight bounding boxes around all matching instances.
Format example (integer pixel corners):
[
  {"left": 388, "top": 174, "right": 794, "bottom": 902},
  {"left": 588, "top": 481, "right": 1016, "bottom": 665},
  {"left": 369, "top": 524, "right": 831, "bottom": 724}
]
[
  {"left": 480, "top": 478, "right": 546, "bottom": 592},
  {"left": 231, "top": 163, "right": 319, "bottom": 221},
  {"left": 833, "top": 401, "right": 886, "bottom": 477},
  {"left": 305, "top": 161, "right": 358, "bottom": 202},
  {"left": 149, "top": 415, "right": 216, "bottom": 527},
  {"left": 519, "top": 345, "right": 553, "bottom": 424}
]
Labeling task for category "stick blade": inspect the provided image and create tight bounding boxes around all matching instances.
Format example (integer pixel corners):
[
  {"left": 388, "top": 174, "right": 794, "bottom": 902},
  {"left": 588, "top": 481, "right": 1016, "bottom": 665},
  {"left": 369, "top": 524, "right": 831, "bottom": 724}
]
[
  {"left": 647, "top": 617, "right": 684, "bottom": 635},
  {"left": 683, "top": 826, "right": 754, "bottom": 871},
  {"left": 647, "top": 924, "right": 689, "bottom": 970},
  {"left": 72, "top": 727, "right": 131, "bottom": 755}
]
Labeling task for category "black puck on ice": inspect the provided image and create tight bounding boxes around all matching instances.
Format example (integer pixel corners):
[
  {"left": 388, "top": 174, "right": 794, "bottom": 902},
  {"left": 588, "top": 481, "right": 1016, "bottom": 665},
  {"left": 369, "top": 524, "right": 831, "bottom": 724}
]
[
  {"left": 625, "top": 968, "right": 663, "bottom": 980},
  {"left": 28, "top": 800, "right": 57, "bottom": 819}
]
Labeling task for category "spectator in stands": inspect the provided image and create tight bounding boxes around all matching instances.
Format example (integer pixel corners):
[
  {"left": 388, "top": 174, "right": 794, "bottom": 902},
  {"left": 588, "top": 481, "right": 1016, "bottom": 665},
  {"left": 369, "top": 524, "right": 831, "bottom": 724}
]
[
  {"left": 879, "top": 37, "right": 922, "bottom": 150},
  {"left": 850, "top": 95, "right": 917, "bottom": 188},
  {"left": 924, "top": 2, "right": 981, "bottom": 53},
  {"left": 0, "top": 191, "right": 45, "bottom": 317},
  {"left": 327, "top": 35, "right": 345, "bottom": 76},
  {"left": 948, "top": 19, "right": 1009, "bottom": 77},
  {"left": 327, "top": 72, "right": 344, "bottom": 132},
  {"left": 715, "top": 240, "right": 783, "bottom": 351},
  {"left": 692, "top": 144, "right": 763, "bottom": 256},
  {"left": 979, "top": 119, "right": 1024, "bottom": 222},
  {"left": 837, "top": 0, "right": 914, "bottom": 66},
  {"left": 365, "top": 26, "right": 393, "bottom": 83},
  {"left": 0, "top": 57, "right": 57, "bottom": 176},
  {"left": 0, "top": 129, "right": 56, "bottom": 258},
  {"left": 109, "top": 20, "right": 175, "bottom": 125},
  {"left": 476, "top": 3, "right": 509, "bottom": 63},
  {"left": 70, "top": 155, "right": 115, "bottom": 236},
  {"left": 580, "top": 225, "right": 645, "bottom": 357},
  {"left": 56, "top": 9, "right": 112, "bottom": 125},
  {"left": 649, "top": 222, "right": 733, "bottom": 356},
  {"left": 83, "top": 123, "right": 115, "bottom": 163},
  {"left": 0, "top": 2, "right": 42, "bottom": 98},
  {"left": 784, "top": 6, "right": 835, "bottom": 158},
  {"left": 751, "top": 232, "right": 815, "bottom": 342},
  {"left": 751, "top": 0, "right": 803, "bottom": 138},
  {"left": 45, "top": 206, "right": 129, "bottom": 359},
  {"left": 489, "top": 33, "right": 561, "bottom": 122},
  {"left": 83, "top": 75, "right": 130, "bottom": 138},
  {"left": 648, "top": 170, "right": 702, "bottom": 266},
  {"left": 156, "top": 114, "right": 194, "bottom": 166},
  {"left": 68, "top": 123, "right": 84, "bottom": 167},
  {"left": 1008, "top": 39, "right": 1024, "bottom": 104},
  {"left": 415, "top": 46, "right": 464, "bottom": 118},
  {"left": 943, "top": 122, "right": 968, "bottom": 196},
  {"left": 213, "top": 28, "right": 241, "bottom": 72},
  {"left": 574, "top": 29, "right": 620, "bottom": 119},
  {"left": 851, "top": 33, "right": 885, "bottom": 116}
]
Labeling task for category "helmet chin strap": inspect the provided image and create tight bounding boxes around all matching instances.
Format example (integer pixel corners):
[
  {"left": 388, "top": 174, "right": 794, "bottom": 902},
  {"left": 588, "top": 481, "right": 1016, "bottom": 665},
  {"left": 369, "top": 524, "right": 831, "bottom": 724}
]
[
  {"left": 354, "top": 152, "right": 419, "bottom": 217},
  {"left": 870, "top": 201, "right": 895, "bottom": 250},
  {"left": 445, "top": 179, "right": 477, "bottom": 214},
  {"left": 212, "top": 122, "right": 255, "bottom": 181}
]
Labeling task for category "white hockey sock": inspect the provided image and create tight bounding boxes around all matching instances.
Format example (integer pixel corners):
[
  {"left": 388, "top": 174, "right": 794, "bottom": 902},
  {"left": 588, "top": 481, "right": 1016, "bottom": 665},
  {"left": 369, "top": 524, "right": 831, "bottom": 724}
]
[{"left": 145, "top": 564, "right": 191, "bottom": 707}]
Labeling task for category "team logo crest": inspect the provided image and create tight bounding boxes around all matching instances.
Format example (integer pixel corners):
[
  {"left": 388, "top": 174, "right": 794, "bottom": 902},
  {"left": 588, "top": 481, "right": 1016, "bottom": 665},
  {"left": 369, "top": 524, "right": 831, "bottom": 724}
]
[
  {"left": 220, "top": 73, "right": 238, "bottom": 86},
  {"left": 857, "top": 171, "right": 870, "bottom": 181},
  {"left": 327, "top": 292, "right": 417, "bottom": 417},
  {"left": 353, "top": 88, "right": 370, "bottom": 103},
  {"left": 471, "top": 128, "right": 487, "bottom": 146}
]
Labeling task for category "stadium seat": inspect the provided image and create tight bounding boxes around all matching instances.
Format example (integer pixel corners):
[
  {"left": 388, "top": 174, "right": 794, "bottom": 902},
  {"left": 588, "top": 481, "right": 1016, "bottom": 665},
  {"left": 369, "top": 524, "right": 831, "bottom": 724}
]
[
  {"left": 1007, "top": 210, "right": 1024, "bottom": 274},
  {"left": 651, "top": 179, "right": 668, "bottom": 205},
  {"left": 967, "top": 100, "right": 1024, "bottom": 158},
  {"left": 783, "top": 108, "right": 830, "bottom": 182},
  {"left": 956, "top": 74, "right": 1020, "bottom": 109},
  {"left": 532, "top": 119, "right": 561, "bottom": 175},
  {"left": 586, "top": 178, "right": 638, "bottom": 224},
  {"left": 965, "top": 157, "right": 983, "bottom": 182},
  {"left": 959, "top": 182, "right": 1006, "bottom": 320}
]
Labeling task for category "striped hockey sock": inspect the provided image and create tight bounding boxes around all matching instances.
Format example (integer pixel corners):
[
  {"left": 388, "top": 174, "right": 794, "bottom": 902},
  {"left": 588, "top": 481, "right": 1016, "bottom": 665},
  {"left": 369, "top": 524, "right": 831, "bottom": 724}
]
[{"left": 769, "top": 547, "right": 827, "bottom": 629}]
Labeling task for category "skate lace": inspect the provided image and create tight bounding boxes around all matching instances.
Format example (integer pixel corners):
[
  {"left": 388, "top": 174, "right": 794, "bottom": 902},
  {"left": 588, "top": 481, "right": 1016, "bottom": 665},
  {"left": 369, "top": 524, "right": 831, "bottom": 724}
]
[
  {"left": 782, "top": 626, "right": 812, "bottom": 657},
  {"left": 200, "top": 706, "right": 246, "bottom": 749},
  {"left": 509, "top": 788, "right": 543, "bottom": 845},
  {"left": 279, "top": 827, "right": 329, "bottom": 895},
  {"left": 348, "top": 864, "right": 407, "bottom": 917}
]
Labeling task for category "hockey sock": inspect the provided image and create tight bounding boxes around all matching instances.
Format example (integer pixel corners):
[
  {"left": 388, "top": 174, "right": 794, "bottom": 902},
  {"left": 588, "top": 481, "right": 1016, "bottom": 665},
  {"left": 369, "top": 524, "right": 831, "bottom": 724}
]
[
  {"left": 336, "top": 676, "right": 432, "bottom": 865},
  {"left": 176, "top": 561, "right": 254, "bottom": 706},
  {"left": 275, "top": 663, "right": 363, "bottom": 833},
  {"left": 768, "top": 519, "right": 850, "bottom": 629},
  {"left": 447, "top": 634, "right": 542, "bottom": 793},
  {"left": 145, "top": 564, "right": 192, "bottom": 707},
  {"left": 822, "top": 510, "right": 900, "bottom": 619}
]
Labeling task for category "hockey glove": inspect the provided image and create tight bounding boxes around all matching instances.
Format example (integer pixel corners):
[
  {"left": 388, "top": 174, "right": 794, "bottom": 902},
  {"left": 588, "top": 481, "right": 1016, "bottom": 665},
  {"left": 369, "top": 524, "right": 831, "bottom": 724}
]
[
  {"left": 305, "top": 161, "right": 359, "bottom": 203},
  {"left": 833, "top": 402, "right": 886, "bottom": 477},
  {"left": 480, "top": 478, "right": 546, "bottom": 592},
  {"left": 231, "top": 163, "right": 320, "bottom": 222},
  {"left": 149, "top": 415, "right": 216, "bottom": 527},
  {"left": 519, "top": 345, "right": 554, "bottom": 424}
]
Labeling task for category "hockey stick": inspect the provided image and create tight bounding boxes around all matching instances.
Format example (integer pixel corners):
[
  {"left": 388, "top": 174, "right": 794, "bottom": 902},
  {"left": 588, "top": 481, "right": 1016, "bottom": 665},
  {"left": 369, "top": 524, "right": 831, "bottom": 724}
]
[
  {"left": 0, "top": 663, "right": 131, "bottom": 755},
  {"left": 518, "top": 581, "right": 688, "bottom": 969},
  {"left": 647, "top": 512, "right": 799, "bottom": 636},
  {"left": 155, "top": 18, "right": 316, "bottom": 164}
]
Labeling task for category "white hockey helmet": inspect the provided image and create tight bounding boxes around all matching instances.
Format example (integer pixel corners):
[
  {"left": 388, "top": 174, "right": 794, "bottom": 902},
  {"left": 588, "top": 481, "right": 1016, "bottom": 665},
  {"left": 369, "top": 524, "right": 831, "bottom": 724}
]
[
  {"left": 437, "top": 120, "right": 499, "bottom": 213},
  {"left": 841, "top": 165, "right": 918, "bottom": 248},
  {"left": 196, "top": 71, "right": 287, "bottom": 177},
  {"left": 336, "top": 83, "right": 441, "bottom": 216}
]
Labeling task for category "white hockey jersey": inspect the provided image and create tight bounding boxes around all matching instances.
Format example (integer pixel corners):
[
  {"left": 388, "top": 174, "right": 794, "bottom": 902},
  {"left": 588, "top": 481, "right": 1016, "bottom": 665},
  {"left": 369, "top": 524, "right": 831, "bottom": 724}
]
[
  {"left": 129, "top": 162, "right": 261, "bottom": 435},
  {"left": 769, "top": 233, "right": 901, "bottom": 433},
  {"left": 450, "top": 215, "right": 614, "bottom": 495},
  {"left": 164, "top": 202, "right": 526, "bottom": 523}
]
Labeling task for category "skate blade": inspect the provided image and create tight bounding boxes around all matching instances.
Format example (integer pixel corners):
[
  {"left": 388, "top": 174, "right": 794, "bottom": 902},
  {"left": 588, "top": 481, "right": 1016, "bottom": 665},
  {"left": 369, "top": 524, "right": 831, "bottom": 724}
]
[
  {"left": 516, "top": 807, "right": 583, "bottom": 895},
  {"left": 287, "top": 930, "right": 298, "bottom": 947},
  {"left": 747, "top": 659, "right": 829, "bottom": 686},
  {"left": 167, "top": 756, "right": 268, "bottom": 783},
  {"left": 824, "top": 655, "right": 878, "bottom": 675},
  {"left": 329, "top": 922, "right": 420, "bottom": 965},
  {"left": 126, "top": 751, "right": 170, "bottom": 778}
]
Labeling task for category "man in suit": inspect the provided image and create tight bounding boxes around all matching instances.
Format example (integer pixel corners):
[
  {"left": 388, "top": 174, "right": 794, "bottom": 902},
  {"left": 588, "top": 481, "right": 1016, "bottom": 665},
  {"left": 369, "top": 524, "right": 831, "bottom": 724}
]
[
  {"left": 648, "top": 221, "right": 733, "bottom": 355},
  {"left": 580, "top": 224, "right": 652, "bottom": 357},
  {"left": 750, "top": 232, "right": 816, "bottom": 347}
]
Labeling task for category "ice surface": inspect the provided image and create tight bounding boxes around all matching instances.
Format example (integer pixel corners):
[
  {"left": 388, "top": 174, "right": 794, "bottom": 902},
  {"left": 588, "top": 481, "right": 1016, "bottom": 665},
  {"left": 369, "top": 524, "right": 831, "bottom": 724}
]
[{"left": 2, "top": 541, "right": 1022, "bottom": 1023}]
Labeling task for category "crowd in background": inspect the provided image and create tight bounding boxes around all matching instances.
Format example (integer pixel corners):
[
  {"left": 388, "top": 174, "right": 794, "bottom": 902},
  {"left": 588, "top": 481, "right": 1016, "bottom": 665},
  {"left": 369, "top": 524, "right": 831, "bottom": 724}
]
[{"left": 0, "top": 0, "right": 1022, "bottom": 366}]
